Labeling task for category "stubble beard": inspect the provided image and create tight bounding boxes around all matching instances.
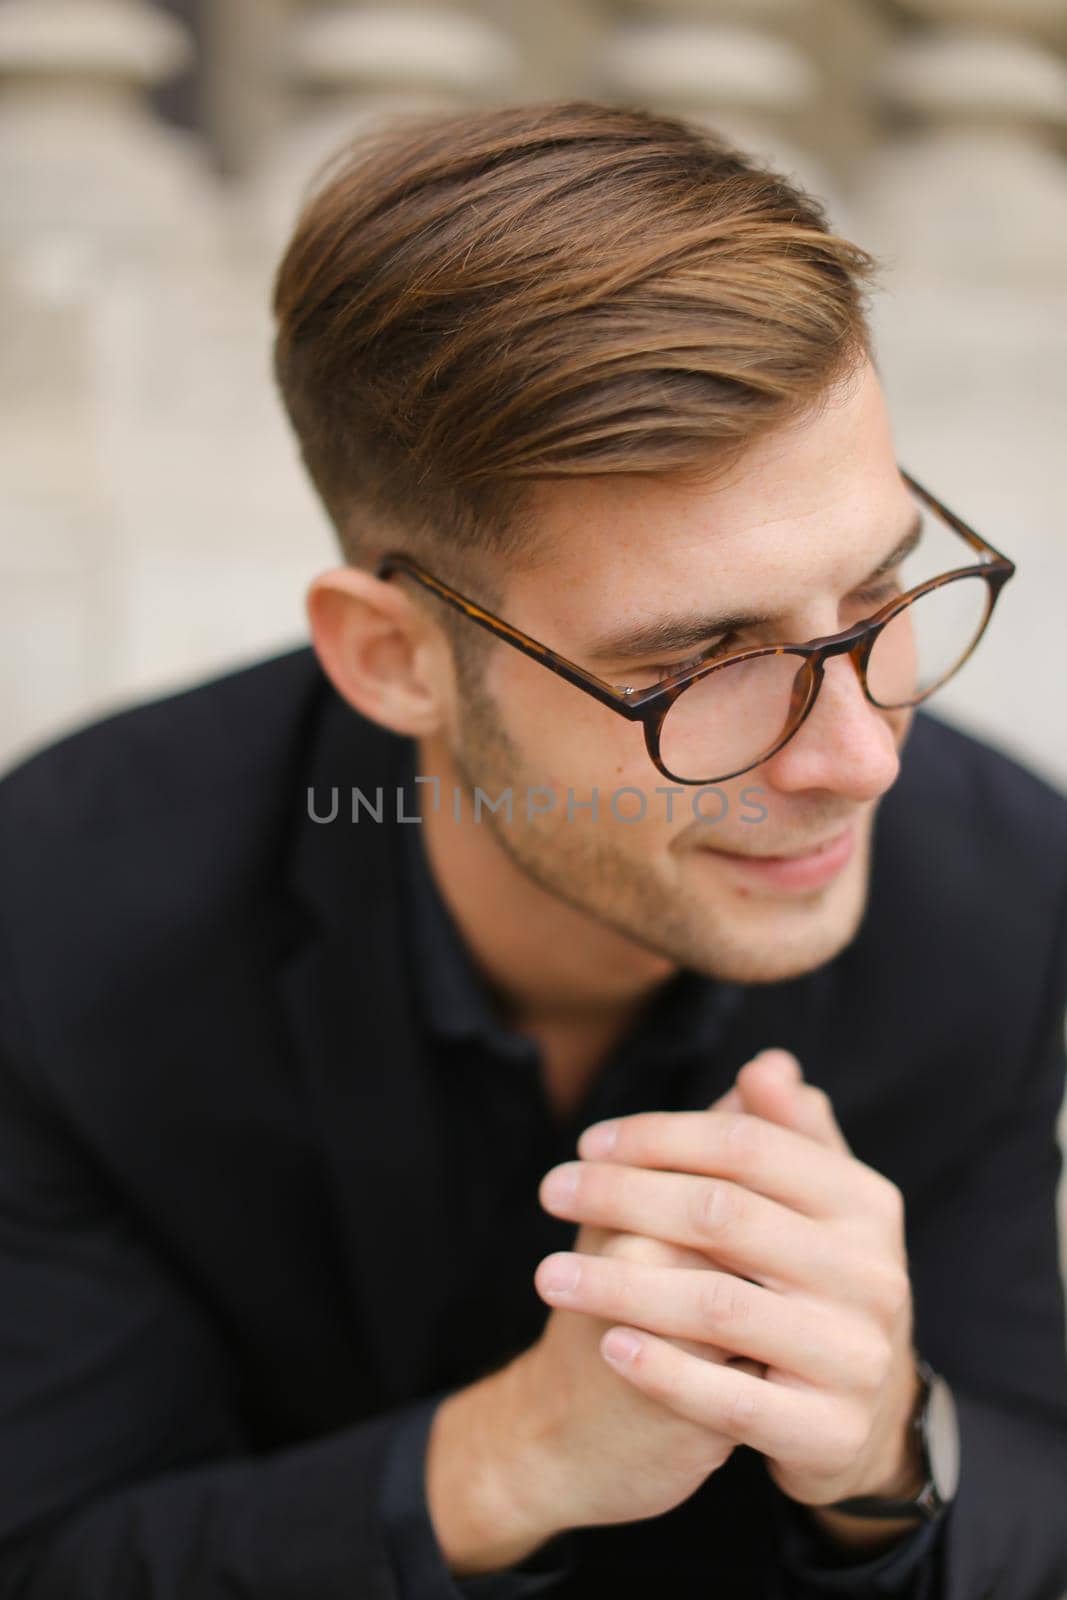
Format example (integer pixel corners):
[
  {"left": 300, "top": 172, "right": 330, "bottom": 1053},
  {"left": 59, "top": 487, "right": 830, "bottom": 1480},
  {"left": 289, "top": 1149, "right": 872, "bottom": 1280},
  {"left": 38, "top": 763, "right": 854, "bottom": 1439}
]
[{"left": 448, "top": 672, "right": 874, "bottom": 985}]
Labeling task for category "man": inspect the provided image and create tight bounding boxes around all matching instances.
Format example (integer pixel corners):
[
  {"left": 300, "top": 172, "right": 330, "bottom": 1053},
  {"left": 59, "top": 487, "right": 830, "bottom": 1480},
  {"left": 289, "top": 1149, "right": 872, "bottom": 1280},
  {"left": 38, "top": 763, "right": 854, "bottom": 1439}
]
[{"left": 0, "top": 101, "right": 1065, "bottom": 1600}]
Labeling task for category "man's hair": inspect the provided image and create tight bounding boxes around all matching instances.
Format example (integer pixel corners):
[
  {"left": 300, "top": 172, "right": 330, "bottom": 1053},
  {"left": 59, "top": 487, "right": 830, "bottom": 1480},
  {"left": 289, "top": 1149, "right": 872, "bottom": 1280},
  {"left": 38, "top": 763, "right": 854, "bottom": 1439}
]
[{"left": 272, "top": 99, "right": 877, "bottom": 591}]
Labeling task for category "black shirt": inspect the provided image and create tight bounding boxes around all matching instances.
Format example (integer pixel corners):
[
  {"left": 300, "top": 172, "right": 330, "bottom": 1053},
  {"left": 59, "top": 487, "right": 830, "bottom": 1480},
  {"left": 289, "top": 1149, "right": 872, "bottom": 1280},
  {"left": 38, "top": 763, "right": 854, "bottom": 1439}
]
[{"left": 376, "top": 808, "right": 945, "bottom": 1597}]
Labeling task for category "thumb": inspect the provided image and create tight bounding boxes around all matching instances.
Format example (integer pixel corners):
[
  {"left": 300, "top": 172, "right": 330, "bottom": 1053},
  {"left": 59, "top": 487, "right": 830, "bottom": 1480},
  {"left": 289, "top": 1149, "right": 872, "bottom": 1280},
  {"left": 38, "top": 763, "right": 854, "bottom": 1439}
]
[
  {"left": 703, "top": 1047, "right": 796, "bottom": 1118},
  {"left": 734, "top": 1049, "right": 851, "bottom": 1154}
]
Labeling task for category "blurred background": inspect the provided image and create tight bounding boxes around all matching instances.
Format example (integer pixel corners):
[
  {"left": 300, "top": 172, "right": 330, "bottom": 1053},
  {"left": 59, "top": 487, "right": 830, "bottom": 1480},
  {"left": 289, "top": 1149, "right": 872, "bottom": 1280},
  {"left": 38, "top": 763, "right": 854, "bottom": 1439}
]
[
  {"left": 2, "top": 0, "right": 1065, "bottom": 785},
  {"left": 1, "top": 0, "right": 1065, "bottom": 1257}
]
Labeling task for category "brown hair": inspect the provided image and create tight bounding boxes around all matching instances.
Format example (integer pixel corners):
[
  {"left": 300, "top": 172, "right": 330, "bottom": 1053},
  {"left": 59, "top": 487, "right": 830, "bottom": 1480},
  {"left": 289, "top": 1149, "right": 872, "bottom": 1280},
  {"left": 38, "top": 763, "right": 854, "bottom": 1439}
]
[{"left": 272, "top": 99, "right": 877, "bottom": 589}]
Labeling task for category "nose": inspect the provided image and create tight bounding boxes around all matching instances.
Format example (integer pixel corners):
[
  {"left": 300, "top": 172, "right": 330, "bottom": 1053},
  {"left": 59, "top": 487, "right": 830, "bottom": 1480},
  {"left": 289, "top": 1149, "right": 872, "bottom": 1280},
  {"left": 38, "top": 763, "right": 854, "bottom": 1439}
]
[{"left": 762, "top": 652, "right": 903, "bottom": 801}]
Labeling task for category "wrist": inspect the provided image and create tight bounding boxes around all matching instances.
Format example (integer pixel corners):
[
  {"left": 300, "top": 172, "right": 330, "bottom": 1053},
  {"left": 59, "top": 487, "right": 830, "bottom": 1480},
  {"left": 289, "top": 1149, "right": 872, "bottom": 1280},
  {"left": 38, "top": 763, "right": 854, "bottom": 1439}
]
[
  {"left": 800, "top": 1363, "right": 929, "bottom": 1555},
  {"left": 425, "top": 1354, "right": 570, "bottom": 1577},
  {"left": 858, "top": 1407, "right": 927, "bottom": 1504},
  {"left": 803, "top": 1500, "right": 925, "bottom": 1558}
]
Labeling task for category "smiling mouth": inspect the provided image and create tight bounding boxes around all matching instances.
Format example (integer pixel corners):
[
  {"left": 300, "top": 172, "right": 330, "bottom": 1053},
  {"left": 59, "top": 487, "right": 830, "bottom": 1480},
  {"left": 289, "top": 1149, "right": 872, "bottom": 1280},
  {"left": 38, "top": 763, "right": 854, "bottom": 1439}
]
[
  {"left": 695, "top": 823, "right": 858, "bottom": 892},
  {"left": 720, "top": 827, "right": 854, "bottom": 862}
]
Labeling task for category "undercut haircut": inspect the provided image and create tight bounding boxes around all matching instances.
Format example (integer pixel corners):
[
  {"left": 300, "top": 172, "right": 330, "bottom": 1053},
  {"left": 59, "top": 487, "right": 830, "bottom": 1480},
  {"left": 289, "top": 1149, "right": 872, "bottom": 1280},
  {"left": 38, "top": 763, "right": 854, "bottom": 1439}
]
[{"left": 272, "top": 99, "right": 877, "bottom": 605}]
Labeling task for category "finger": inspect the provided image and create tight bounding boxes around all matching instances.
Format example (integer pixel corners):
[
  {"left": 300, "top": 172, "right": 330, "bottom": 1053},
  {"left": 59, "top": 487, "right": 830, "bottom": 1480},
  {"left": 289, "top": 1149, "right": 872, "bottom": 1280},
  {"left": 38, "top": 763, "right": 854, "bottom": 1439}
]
[
  {"left": 542, "top": 1163, "right": 877, "bottom": 1297},
  {"left": 703, "top": 1049, "right": 790, "bottom": 1119},
  {"left": 536, "top": 1252, "right": 874, "bottom": 1388},
  {"left": 573, "top": 1109, "right": 876, "bottom": 1219},
  {"left": 580, "top": 1227, "right": 743, "bottom": 1306},
  {"left": 736, "top": 1059, "right": 851, "bottom": 1156},
  {"left": 708, "top": 1085, "right": 744, "bottom": 1115},
  {"left": 597, "top": 1326, "right": 838, "bottom": 1465},
  {"left": 670, "top": 1344, "right": 766, "bottom": 1379},
  {"left": 592, "top": 1227, "right": 722, "bottom": 1272},
  {"left": 670, "top": 1334, "right": 733, "bottom": 1365},
  {"left": 747, "top": 1048, "right": 803, "bottom": 1087}
]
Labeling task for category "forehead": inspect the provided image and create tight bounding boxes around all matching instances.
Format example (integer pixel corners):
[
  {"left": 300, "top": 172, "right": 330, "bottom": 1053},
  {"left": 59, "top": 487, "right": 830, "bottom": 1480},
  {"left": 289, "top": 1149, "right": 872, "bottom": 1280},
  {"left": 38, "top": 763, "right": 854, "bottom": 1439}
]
[{"left": 503, "top": 361, "right": 908, "bottom": 639}]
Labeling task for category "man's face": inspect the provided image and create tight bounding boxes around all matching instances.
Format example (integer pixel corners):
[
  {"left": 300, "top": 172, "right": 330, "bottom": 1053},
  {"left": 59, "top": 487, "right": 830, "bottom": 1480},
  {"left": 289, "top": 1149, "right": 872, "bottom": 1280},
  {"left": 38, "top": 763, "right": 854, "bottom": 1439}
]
[{"left": 439, "top": 360, "right": 915, "bottom": 984}]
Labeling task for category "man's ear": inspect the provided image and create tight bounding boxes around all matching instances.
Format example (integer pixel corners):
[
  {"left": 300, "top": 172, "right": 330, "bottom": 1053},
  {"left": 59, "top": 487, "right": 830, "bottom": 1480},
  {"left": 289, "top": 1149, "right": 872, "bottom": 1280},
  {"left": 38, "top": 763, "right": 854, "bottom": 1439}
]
[{"left": 305, "top": 566, "right": 454, "bottom": 739}]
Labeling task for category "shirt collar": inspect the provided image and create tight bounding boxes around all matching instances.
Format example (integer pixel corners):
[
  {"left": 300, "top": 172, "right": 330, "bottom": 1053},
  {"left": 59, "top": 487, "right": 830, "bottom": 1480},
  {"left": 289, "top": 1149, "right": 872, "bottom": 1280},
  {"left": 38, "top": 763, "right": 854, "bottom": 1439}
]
[
  {"left": 397, "top": 771, "right": 745, "bottom": 1070},
  {"left": 400, "top": 805, "right": 536, "bottom": 1058}
]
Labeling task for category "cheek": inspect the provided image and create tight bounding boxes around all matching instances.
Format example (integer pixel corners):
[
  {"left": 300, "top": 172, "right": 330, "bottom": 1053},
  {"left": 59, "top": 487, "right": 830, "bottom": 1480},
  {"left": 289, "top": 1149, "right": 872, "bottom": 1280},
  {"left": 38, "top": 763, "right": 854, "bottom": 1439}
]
[
  {"left": 546, "top": 712, "right": 657, "bottom": 808},
  {"left": 494, "top": 655, "right": 647, "bottom": 785}
]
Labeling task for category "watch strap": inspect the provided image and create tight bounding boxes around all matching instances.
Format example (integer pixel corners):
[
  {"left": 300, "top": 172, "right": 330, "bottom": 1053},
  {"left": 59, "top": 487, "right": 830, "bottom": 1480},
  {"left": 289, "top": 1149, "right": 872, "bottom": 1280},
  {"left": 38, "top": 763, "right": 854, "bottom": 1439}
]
[{"left": 827, "top": 1357, "right": 945, "bottom": 1522}]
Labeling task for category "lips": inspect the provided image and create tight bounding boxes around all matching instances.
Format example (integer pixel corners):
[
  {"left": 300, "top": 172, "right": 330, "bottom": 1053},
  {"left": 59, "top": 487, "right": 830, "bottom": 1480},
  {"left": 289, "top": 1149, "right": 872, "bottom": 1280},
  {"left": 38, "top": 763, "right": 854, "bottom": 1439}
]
[
  {"left": 737, "top": 829, "right": 853, "bottom": 862},
  {"left": 701, "top": 824, "right": 856, "bottom": 892}
]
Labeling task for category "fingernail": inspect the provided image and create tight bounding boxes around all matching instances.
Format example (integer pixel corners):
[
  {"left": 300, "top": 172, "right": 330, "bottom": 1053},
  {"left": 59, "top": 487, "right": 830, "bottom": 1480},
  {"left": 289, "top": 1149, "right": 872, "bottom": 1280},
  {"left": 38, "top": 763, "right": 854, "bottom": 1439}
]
[
  {"left": 540, "top": 1254, "right": 581, "bottom": 1294},
  {"left": 542, "top": 1164, "right": 580, "bottom": 1205},
  {"left": 602, "top": 1329, "right": 643, "bottom": 1366},
  {"left": 578, "top": 1119, "right": 617, "bottom": 1158}
]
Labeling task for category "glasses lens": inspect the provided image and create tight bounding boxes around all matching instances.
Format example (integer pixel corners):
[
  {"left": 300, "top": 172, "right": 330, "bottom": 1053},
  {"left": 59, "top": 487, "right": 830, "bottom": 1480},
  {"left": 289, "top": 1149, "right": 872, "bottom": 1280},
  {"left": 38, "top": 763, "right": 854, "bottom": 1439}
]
[
  {"left": 658, "top": 651, "right": 806, "bottom": 782},
  {"left": 865, "top": 575, "right": 991, "bottom": 708}
]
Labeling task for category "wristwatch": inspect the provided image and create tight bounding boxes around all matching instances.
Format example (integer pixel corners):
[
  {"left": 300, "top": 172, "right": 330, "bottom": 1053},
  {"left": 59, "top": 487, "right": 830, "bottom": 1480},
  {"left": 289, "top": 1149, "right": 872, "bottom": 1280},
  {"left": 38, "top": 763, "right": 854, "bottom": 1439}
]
[{"left": 828, "top": 1356, "right": 960, "bottom": 1522}]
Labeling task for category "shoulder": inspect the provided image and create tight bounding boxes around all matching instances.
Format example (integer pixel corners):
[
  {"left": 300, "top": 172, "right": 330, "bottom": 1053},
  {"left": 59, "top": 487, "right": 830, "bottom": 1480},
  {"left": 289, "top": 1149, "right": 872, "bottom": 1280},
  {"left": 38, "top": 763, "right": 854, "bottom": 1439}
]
[
  {"left": 0, "top": 647, "right": 330, "bottom": 1011},
  {"left": 808, "top": 713, "right": 1067, "bottom": 1189},
  {"left": 0, "top": 645, "right": 325, "bottom": 836},
  {"left": 860, "top": 711, "right": 1067, "bottom": 1091},
  {"left": 892, "top": 709, "right": 1067, "bottom": 843},
  {"left": 879, "top": 710, "right": 1067, "bottom": 927}
]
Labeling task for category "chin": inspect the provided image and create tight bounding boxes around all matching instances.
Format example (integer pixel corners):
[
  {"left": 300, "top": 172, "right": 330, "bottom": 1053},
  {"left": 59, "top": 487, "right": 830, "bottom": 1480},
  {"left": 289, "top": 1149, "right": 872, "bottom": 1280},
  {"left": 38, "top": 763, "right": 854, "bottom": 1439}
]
[
  {"left": 715, "top": 918, "right": 862, "bottom": 984},
  {"left": 689, "top": 848, "right": 871, "bottom": 985}
]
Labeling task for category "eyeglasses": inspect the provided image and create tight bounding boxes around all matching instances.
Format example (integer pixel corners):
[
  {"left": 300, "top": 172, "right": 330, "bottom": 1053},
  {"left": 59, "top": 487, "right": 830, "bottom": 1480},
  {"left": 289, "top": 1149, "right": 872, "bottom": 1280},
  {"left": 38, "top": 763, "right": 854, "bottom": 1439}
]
[{"left": 375, "top": 470, "right": 1015, "bottom": 786}]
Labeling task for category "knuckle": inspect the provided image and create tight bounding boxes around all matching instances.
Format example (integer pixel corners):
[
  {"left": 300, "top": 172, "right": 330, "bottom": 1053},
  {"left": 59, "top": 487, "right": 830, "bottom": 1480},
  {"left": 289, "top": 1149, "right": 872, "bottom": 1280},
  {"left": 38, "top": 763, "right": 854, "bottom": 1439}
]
[
  {"left": 871, "top": 1261, "right": 912, "bottom": 1321},
  {"left": 611, "top": 1267, "right": 640, "bottom": 1315},
  {"left": 875, "top": 1176, "right": 906, "bottom": 1228},
  {"left": 691, "top": 1177, "right": 735, "bottom": 1239},
  {"left": 852, "top": 1328, "right": 894, "bottom": 1392},
  {"left": 889, "top": 1271, "right": 912, "bottom": 1319},
  {"left": 724, "top": 1376, "right": 758, "bottom": 1432},
  {"left": 698, "top": 1271, "right": 748, "bottom": 1331}
]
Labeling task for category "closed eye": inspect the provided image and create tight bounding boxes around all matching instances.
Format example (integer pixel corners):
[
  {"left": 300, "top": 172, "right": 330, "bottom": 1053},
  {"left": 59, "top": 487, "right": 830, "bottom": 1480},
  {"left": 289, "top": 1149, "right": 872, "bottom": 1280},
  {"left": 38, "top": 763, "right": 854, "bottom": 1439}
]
[
  {"left": 640, "top": 571, "right": 908, "bottom": 684},
  {"left": 849, "top": 576, "right": 905, "bottom": 614},
  {"left": 645, "top": 637, "right": 739, "bottom": 683}
]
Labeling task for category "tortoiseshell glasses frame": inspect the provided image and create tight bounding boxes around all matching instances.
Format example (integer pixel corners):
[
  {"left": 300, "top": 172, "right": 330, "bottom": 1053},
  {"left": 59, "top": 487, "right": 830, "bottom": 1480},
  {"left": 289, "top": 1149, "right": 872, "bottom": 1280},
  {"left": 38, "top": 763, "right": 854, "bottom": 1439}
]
[{"left": 375, "top": 470, "right": 1016, "bottom": 786}]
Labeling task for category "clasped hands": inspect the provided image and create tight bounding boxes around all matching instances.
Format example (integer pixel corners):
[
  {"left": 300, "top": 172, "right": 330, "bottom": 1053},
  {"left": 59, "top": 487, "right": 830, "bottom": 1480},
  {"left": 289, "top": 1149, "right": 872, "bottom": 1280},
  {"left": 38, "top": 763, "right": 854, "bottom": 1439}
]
[{"left": 534, "top": 1049, "right": 925, "bottom": 1527}]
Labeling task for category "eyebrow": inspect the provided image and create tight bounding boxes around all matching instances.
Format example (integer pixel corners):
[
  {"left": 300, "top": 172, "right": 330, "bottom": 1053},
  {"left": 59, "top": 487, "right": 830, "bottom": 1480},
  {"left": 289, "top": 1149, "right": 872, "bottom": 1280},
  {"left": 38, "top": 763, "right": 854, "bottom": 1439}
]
[{"left": 585, "top": 508, "right": 925, "bottom": 664}]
